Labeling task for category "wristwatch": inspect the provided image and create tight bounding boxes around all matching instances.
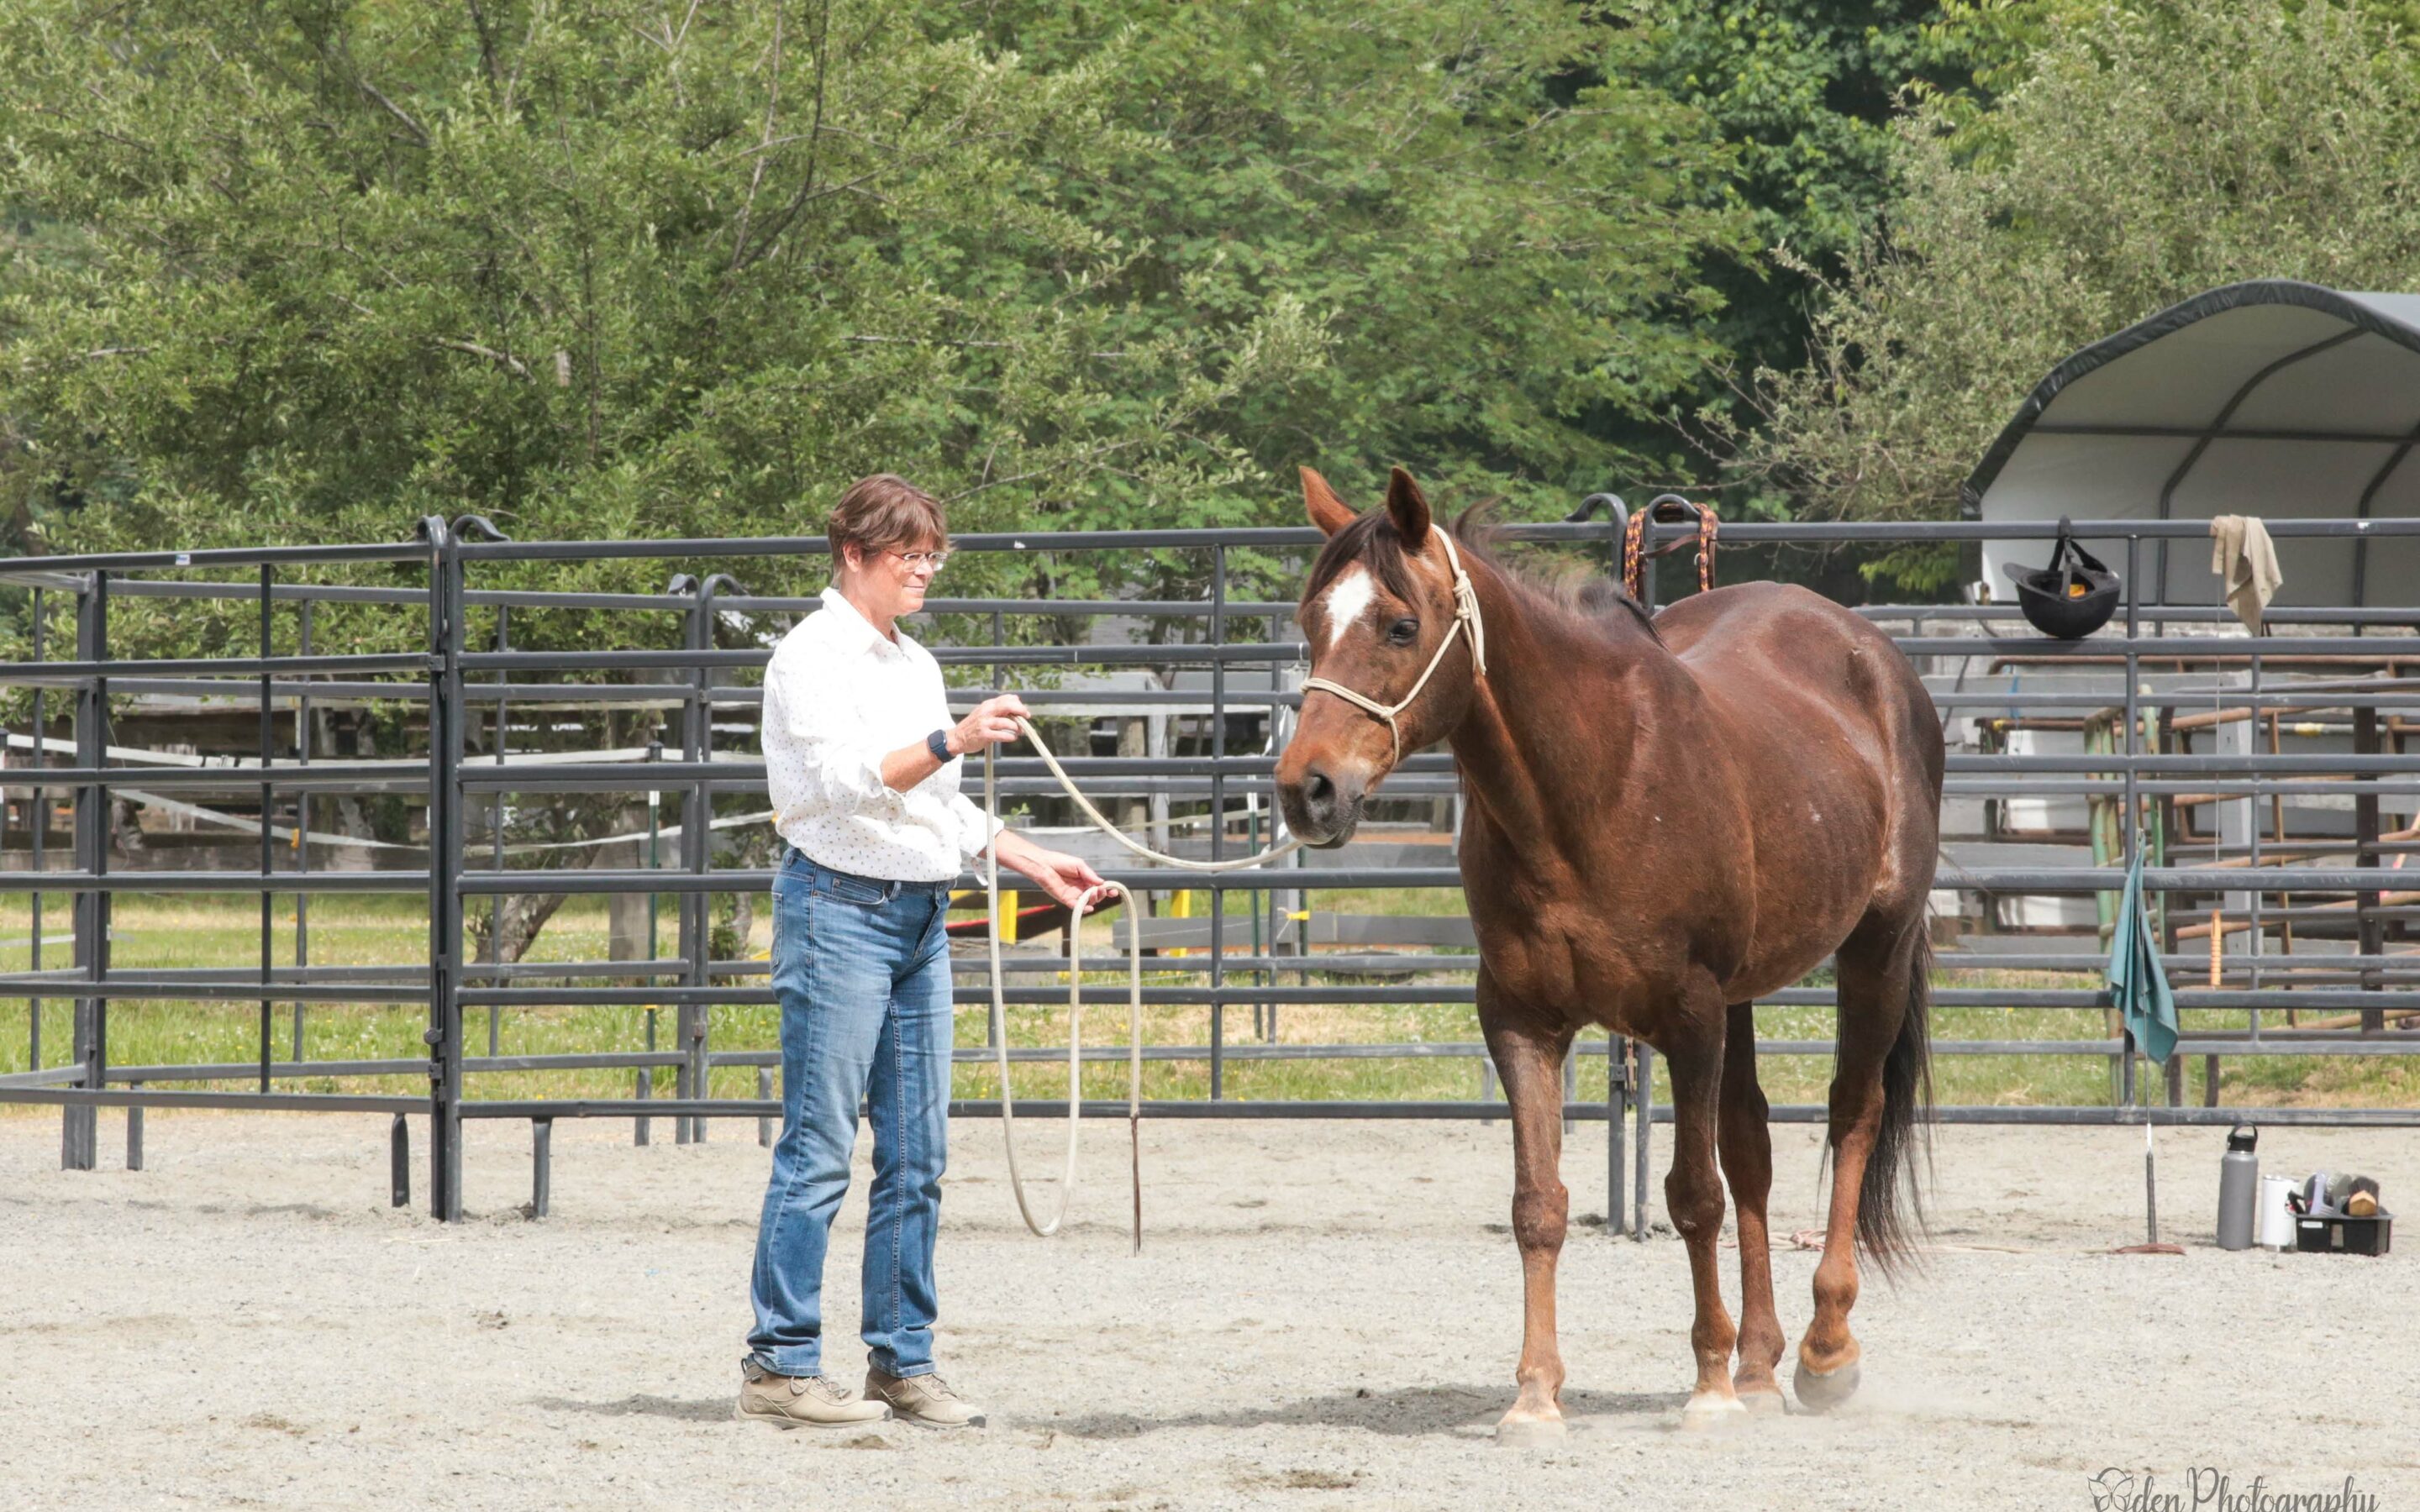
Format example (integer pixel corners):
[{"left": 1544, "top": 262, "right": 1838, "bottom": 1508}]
[{"left": 926, "top": 727, "right": 954, "bottom": 763}]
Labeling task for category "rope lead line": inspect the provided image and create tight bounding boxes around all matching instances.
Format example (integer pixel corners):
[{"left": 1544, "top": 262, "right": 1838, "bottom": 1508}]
[
  {"left": 981, "top": 715, "right": 1307, "bottom": 1253},
  {"left": 980, "top": 533, "right": 1488, "bottom": 1243}
]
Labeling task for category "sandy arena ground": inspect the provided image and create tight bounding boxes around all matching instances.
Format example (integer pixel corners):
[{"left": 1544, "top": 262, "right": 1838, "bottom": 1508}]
[{"left": 3, "top": 1109, "right": 2416, "bottom": 1510}]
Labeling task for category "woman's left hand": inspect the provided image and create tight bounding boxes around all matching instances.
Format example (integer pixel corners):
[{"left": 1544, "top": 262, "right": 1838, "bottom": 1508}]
[{"left": 1009, "top": 845, "right": 1111, "bottom": 913}]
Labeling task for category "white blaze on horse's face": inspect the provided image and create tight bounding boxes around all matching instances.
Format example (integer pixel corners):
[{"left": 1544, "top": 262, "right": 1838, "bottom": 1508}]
[{"left": 1319, "top": 564, "right": 1376, "bottom": 649}]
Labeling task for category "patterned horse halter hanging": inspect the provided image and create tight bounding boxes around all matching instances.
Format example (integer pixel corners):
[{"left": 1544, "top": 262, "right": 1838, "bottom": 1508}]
[{"left": 1622, "top": 496, "right": 1719, "bottom": 603}]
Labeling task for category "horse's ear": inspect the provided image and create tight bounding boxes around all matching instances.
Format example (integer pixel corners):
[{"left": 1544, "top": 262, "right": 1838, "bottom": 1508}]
[
  {"left": 1385, "top": 465, "right": 1430, "bottom": 549},
  {"left": 1301, "top": 467, "right": 1357, "bottom": 537}
]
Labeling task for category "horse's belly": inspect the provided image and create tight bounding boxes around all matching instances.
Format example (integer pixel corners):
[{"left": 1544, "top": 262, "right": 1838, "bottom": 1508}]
[{"left": 1728, "top": 784, "right": 1893, "bottom": 997}]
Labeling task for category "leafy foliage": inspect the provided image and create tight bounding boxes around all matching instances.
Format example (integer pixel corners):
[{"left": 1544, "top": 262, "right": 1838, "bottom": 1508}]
[
  {"left": 1638, "top": 0, "right": 1972, "bottom": 395},
  {"left": 0, "top": 0, "right": 1744, "bottom": 648},
  {"left": 1727, "top": 0, "right": 2420, "bottom": 526}
]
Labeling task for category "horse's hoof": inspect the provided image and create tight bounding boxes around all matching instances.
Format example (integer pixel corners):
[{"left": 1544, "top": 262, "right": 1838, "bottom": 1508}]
[
  {"left": 1735, "top": 1384, "right": 1787, "bottom": 1416},
  {"left": 1680, "top": 1391, "right": 1749, "bottom": 1431},
  {"left": 1494, "top": 1413, "right": 1567, "bottom": 1447},
  {"left": 1792, "top": 1357, "right": 1862, "bottom": 1413}
]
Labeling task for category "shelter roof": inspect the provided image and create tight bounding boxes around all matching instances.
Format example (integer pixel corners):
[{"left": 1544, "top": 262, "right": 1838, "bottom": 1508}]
[{"left": 1963, "top": 280, "right": 2420, "bottom": 606}]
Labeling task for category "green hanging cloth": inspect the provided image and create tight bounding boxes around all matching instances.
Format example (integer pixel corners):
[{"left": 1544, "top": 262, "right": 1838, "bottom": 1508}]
[{"left": 2106, "top": 831, "right": 2178, "bottom": 1065}]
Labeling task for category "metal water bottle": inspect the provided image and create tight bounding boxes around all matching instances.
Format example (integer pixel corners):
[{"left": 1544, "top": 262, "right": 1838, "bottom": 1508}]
[{"left": 2217, "top": 1125, "right": 2259, "bottom": 1250}]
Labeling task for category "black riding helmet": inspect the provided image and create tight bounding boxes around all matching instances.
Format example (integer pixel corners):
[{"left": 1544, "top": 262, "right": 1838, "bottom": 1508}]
[{"left": 2003, "top": 517, "right": 2120, "bottom": 639}]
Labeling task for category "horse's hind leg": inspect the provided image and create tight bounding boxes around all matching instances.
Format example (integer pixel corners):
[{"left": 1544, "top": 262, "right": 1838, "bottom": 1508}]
[
  {"left": 1662, "top": 979, "right": 1743, "bottom": 1430},
  {"left": 1718, "top": 1000, "right": 1786, "bottom": 1414},
  {"left": 1481, "top": 991, "right": 1574, "bottom": 1446},
  {"left": 1796, "top": 921, "right": 1924, "bottom": 1411}
]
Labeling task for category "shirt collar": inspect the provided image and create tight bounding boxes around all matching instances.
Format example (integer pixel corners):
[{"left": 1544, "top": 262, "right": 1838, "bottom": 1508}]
[{"left": 818, "top": 584, "right": 912, "bottom": 656}]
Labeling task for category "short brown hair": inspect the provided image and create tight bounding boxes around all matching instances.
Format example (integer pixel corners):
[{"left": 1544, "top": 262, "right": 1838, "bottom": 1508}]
[{"left": 828, "top": 474, "right": 949, "bottom": 565}]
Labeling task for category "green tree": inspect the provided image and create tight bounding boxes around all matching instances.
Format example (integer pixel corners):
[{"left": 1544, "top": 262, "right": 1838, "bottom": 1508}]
[
  {"left": 1638, "top": 0, "right": 1973, "bottom": 405},
  {"left": 1730, "top": 0, "right": 2420, "bottom": 538},
  {"left": 0, "top": 0, "right": 1744, "bottom": 634},
  {"left": 0, "top": 4, "right": 1298, "bottom": 610}
]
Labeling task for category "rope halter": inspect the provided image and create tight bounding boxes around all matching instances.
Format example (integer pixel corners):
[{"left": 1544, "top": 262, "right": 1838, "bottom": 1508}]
[{"left": 1298, "top": 528, "right": 1488, "bottom": 764}]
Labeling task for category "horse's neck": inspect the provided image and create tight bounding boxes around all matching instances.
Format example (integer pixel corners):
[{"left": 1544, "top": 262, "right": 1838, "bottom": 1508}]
[{"left": 1447, "top": 564, "right": 1681, "bottom": 843}]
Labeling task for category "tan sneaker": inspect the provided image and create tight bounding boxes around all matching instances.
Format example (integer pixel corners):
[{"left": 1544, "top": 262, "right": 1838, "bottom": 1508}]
[
  {"left": 735, "top": 1358, "right": 892, "bottom": 1430},
  {"left": 865, "top": 1368, "right": 987, "bottom": 1429}
]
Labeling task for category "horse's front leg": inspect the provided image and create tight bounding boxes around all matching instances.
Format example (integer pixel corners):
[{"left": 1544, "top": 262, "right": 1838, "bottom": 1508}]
[
  {"left": 1664, "top": 982, "right": 1744, "bottom": 1430},
  {"left": 1481, "top": 988, "right": 1574, "bottom": 1446}
]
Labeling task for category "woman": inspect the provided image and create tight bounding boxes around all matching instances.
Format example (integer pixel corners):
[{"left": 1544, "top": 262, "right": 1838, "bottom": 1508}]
[{"left": 739, "top": 474, "right": 1107, "bottom": 1431}]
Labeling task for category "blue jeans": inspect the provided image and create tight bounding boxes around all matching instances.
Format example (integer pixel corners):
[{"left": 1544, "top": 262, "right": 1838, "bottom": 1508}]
[{"left": 747, "top": 850, "right": 955, "bottom": 1379}]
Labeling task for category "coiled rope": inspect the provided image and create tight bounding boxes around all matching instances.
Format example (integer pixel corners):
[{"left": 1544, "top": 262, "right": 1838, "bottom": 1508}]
[{"left": 981, "top": 717, "right": 1305, "bottom": 1253}]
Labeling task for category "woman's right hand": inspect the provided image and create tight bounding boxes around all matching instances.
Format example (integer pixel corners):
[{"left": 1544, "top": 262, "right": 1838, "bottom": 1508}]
[{"left": 950, "top": 694, "right": 1030, "bottom": 755}]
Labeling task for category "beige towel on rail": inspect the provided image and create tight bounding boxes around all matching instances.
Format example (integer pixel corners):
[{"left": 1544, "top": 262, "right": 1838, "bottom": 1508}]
[{"left": 2209, "top": 515, "right": 2282, "bottom": 633}]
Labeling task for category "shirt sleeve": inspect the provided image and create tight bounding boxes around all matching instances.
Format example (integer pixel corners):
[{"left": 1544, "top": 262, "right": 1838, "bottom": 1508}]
[
  {"left": 766, "top": 644, "right": 895, "bottom": 814},
  {"left": 951, "top": 791, "right": 1007, "bottom": 857}
]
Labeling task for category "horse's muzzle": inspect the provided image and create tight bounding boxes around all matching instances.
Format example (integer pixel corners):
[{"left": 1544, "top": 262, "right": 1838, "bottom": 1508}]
[{"left": 1276, "top": 759, "right": 1366, "bottom": 848}]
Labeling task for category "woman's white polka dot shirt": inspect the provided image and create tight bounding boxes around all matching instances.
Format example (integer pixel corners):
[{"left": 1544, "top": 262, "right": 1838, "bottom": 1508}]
[{"left": 760, "top": 585, "right": 1002, "bottom": 882}]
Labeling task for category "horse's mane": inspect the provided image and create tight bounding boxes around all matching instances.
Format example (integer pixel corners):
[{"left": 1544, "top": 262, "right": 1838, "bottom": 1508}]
[{"left": 1304, "top": 500, "right": 1662, "bottom": 648}]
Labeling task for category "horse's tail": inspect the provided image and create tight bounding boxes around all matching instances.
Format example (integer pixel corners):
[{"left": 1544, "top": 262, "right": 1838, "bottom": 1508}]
[{"left": 1858, "top": 927, "right": 1934, "bottom": 1277}]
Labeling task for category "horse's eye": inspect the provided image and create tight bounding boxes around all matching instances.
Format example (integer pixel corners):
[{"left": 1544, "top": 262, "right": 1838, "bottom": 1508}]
[{"left": 1386, "top": 617, "right": 1419, "bottom": 645}]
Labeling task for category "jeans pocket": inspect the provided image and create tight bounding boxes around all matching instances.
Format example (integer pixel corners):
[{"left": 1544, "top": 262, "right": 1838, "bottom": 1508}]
[{"left": 815, "top": 870, "right": 888, "bottom": 907}]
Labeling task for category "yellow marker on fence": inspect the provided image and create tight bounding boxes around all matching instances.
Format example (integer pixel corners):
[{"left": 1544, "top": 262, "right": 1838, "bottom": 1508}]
[
  {"left": 997, "top": 890, "right": 1019, "bottom": 945},
  {"left": 1165, "top": 887, "right": 1192, "bottom": 957},
  {"left": 2209, "top": 909, "right": 2223, "bottom": 987}
]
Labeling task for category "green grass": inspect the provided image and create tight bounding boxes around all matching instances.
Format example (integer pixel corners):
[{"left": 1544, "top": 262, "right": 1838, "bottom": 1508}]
[{"left": 1, "top": 894, "right": 2411, "bottom": 1110}]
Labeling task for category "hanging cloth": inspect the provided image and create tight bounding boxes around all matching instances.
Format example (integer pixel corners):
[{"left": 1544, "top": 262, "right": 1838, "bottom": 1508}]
[
  {"left": 2208, "top": 516, "right": 2283, "bottom": 634},
  {"left": 2107, "top": 829, "right": 2179, "bottom": 1066}
]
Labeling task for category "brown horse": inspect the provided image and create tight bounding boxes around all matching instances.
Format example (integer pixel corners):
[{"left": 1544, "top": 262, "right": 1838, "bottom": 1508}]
[{"left": 1273, "top": 466, "right": 1942, "bottom": 1439}]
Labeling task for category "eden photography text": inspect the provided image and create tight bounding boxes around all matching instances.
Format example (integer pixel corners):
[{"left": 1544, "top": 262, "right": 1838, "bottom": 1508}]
[{"left": 2089, "top": 1468, "right": 2378, "bottom": 1512}]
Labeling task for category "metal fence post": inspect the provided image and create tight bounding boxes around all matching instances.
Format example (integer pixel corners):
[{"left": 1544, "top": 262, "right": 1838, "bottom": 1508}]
[
  {"left": 259, "top": 564, "right": 276, "bottom": 1095},
  {"left": 680, "top": 578, "right": 717, "bottom": 1143},
  {"left": 2355, "top": 704, "right": 2385, "bottom": 1030},
  {"left": 986, "top": 611, "right": 1002, "bottom": 1054},
  {"left": 391, "top": 1112, "right": 411, "bottom": 1208},
  {"left": 1210, "top": 543, "right": 1227, "bottom": 1100},
  {"left": 64, "top": 570, "right": 108, "bottom": 1172},
  {"left": 294, "top": 599, "right": 312, "bottom": 1061},
  {"left": 1608, "top": 1041, "right": 1628, "bottom": 1239},
  {"left": 29, "top": 587, "right": 45, "bottom": 1084},
  {"left": 2122, "top": 535, "right": 2140, "bottom": 1111},
  {"left": 1633, "top": 1042, "right": 1654, "bottom": 1240},
  {"left": 489, "top": 605, "right": 509, "bottom": 1057},
  {"left": 424, "top": 519, "right": 467, "bottom": 1221},
  {"left": 1630, "top": 513, "right": 1666, "bottom": 1239},
  {"left": 640, "top": 740, "right": 660, "bottom": 1147},
  {"left": 530, "top": 1117, "right": 552, "bottom": 1218}
]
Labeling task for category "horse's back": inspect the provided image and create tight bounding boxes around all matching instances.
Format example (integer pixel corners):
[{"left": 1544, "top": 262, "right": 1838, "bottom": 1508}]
[{"left": 1656, "top": 583, "right": 1935, "bottom": 778}]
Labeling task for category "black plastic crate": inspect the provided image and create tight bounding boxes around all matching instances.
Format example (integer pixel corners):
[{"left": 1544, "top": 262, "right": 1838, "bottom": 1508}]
[{"left": 2294, "top": 1213, "right": 2392, "bottom": 1256}]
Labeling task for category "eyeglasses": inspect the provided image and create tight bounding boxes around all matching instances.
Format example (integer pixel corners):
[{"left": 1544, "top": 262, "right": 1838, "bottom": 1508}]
[{"left": 884, "top": 549, "right": 950, "bottom": 573}]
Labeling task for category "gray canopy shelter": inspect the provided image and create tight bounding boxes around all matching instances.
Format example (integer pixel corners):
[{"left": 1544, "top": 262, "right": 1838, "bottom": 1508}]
[{"left": 1963, "top": 280, "right": 2420, "bottom": 608}]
